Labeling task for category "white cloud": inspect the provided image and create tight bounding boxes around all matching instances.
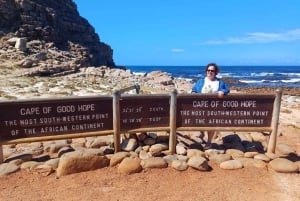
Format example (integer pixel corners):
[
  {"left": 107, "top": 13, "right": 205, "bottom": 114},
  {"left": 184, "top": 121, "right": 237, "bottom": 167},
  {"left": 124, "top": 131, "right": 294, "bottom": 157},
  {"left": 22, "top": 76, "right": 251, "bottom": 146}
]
[
  {"left": 203, "top": 28, "right": 300, "bottom": 45},
  {"left": 170, "top": 48, "right": 185, "bottom": 52}
]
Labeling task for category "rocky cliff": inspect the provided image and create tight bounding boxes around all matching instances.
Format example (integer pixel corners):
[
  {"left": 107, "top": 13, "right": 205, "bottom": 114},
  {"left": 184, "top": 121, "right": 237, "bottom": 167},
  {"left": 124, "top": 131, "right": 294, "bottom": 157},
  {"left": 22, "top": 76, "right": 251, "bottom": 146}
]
[{"left": 0, "top": 0, "right": 115, "bottom": 76}]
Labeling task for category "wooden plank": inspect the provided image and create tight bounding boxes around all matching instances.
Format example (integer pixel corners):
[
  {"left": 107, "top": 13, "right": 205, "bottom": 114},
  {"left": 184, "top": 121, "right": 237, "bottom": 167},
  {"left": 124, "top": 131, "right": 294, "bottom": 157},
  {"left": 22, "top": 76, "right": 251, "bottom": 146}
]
[
  {"left": 120, "top": 95, "right": 170, "bottom": 131},
  {"left": 0, "top": 96, "right": 113, "bottom": 141},
  {"left": 176, "top": 126, "right": 272, "bottom": 132},
  {"left": 1, "top": 130, "right": 114, "bottom": 145},
  {"left": 176, "top": 94, "right": 275, "bottom": 127}
]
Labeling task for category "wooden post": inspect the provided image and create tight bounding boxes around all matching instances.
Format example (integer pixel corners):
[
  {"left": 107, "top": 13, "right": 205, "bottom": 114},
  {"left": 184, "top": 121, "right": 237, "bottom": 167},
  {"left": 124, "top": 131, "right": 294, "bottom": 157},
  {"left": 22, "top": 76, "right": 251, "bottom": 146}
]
[
  {"left": 267, "top": 88, "right": 282, "bottom": 153},
  {"left": 169, "top": 89, "right": 177, "bottom": 154},
  {"left": 0, "top": 144, "right": 3, "bottom": 164},
  {"left": 113, "top": 90, "right": 121, "bottom": 153}
]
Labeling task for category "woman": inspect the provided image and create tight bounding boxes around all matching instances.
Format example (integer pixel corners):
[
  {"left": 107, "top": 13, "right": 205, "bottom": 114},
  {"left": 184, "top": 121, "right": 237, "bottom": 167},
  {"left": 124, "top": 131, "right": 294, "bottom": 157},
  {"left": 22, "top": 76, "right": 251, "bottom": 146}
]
[{"left": 191, "top": 63, "right": 230, "bottom": 149}]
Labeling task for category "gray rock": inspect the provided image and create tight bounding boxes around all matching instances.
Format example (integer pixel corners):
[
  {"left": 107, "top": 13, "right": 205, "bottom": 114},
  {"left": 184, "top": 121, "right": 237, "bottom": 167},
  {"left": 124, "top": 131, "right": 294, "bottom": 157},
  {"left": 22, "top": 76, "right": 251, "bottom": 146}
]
[
  {"left": 187, "top": 156, "right": 209, "bottom": 171},
  {"left": 141, "top": 157, "right": 168, "bottom": 169},
  {"left": 45, "top": 158, "right": 60, "bottom": 169},
  {"left": 171, "top": 160, "right": 188, "bottom": 171},
  {"left": 176, "top": 143, "right": 187, "bottom": 155},
  {"left": 121, "top": 138, "right": 138, "bottom": 152},
  {"left": 163, "top": 155, "right": 178, "bottom": 165},
  {"left": 0, "top": 163, "right": 20, "bottom": 176},
  {"left": 4, "top": 153, "right": 33, "bottom": 163}
]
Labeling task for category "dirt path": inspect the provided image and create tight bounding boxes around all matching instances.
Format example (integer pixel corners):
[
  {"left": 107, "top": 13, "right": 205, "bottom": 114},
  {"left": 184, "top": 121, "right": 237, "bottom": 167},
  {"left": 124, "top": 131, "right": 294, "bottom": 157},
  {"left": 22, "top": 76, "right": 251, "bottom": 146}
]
[{"left": 0, "top": 162, "right": 299, "bottom": 201}]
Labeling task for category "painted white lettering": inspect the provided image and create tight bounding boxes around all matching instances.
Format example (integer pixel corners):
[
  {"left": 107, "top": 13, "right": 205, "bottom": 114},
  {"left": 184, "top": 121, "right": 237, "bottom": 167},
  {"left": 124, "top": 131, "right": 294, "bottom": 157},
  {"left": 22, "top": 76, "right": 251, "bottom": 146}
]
[
  {"left": 4, "top": 120, "right": 18, "bottom": 126},
  {"left": 24, "top": 128, "right": 36, "bottom": 135},
  {"left": 19, "top": 118, "right": 37, "bottom": 126},
  {"left": 192, "top": 101, "right": 208, "bottom": 108},
  {"left": 57, "top": 105, "right": 76, "bottom": 113},
  {"left": 20, "top": 107, "right": 40, "bottom": 115},
  {"left": 149, "top": 107, "right": 163, "bottom": 112},
  {"left": 195, "top": 118, "right": 205, "bottom": 124},
  {"left": 180, "top": 110, "right": 190, "bottom": 116},
  {"left": 222, "top": 101, "right": 239, "bottom": 108},
  {"left": 77, "top": 104, "right": 95, "bottom": 111},
  {"left": 240, "top": 101, "right": 256, "bottom": 107}
]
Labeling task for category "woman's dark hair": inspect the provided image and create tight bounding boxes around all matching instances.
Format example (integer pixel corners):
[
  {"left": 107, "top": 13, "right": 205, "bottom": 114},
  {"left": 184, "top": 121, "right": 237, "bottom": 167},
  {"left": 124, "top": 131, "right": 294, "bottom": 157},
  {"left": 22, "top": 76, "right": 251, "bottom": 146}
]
[{"left": 205, "top": 63, "right": 220, "bottom": 75}]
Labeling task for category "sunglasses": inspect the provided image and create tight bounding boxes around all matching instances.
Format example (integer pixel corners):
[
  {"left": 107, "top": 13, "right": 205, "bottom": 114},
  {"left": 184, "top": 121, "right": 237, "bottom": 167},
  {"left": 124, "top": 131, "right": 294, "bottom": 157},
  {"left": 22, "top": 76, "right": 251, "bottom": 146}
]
[{"left": 206, "top": 69, "right": 215, "bottom": 73}]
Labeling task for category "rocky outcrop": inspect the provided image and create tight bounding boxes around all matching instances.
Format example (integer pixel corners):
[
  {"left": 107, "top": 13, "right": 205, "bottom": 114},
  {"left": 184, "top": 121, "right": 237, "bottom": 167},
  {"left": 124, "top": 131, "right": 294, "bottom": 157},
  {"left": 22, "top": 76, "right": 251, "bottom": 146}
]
[{"left": 0, "top": 0, "right": 115, "bottom": 76}]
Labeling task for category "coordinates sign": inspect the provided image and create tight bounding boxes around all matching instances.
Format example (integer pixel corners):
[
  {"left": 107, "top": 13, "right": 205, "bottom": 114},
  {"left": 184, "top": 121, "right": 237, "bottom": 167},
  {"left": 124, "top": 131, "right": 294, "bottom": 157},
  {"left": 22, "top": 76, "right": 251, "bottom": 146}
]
[
  {"left": 177, "top": 95, "right": 275, "bottom": 127},
  {"left": 120, "top": 96, "right": 170, "bottom": 130},
  {"left": 0, "top": 97, "right": 113, "bottom": 140}
]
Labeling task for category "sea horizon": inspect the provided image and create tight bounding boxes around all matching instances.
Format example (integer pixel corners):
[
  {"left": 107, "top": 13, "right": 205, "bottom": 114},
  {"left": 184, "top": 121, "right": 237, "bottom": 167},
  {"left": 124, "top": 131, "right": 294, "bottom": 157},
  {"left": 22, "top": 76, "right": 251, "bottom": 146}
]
[{"left": 124, "top": 65, "right": 300, "bottom": 88}]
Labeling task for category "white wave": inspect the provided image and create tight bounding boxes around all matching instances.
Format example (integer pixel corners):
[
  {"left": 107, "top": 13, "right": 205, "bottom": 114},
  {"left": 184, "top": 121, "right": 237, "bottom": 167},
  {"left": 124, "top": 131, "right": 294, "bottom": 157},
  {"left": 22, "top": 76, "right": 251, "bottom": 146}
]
[
  {"left": 250, "top": 72, "right": 275, "bottom": 76},
  {"left": 282, "top": 78, "right": 300, "bottom": 83},
  {"left": 239, "top": 79, "right": 265, "bottom": 83},
  {"left": 219, "top": 73, "right": 234, "bottom": 77},
  {"left": 279, "top": 73, "right": 300, "bottom": 77}
]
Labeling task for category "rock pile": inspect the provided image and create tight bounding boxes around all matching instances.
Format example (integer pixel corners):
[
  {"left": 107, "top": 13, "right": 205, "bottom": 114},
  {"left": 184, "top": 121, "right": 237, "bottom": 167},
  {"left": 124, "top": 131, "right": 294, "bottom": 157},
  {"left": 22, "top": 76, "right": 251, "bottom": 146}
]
[
  {"left": 0, "top": 0, "right": 115, "bottom": 77},
  {"left": 0, "top": 131, "right": 299, "bottom": 177}
]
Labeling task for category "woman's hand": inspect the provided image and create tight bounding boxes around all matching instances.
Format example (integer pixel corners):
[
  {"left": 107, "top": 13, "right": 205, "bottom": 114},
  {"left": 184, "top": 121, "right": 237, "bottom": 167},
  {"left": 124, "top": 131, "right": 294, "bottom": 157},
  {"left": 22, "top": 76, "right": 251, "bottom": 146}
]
[{"left": 217, "top": 91, "right": 225, "bottom": 98}]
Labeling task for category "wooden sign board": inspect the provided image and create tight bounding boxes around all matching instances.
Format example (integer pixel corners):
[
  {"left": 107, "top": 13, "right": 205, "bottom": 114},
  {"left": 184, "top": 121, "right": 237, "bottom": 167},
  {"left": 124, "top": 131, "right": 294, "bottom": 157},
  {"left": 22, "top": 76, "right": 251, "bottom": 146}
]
[
  {"left": 176, "top": 94, "right": 275, "bottom": 127},
  {"left": 120, "top": 96, "right": 170, "bottom": 131},
  {"left": 0, "top": 96, "right": 113, "bottom": 140}
]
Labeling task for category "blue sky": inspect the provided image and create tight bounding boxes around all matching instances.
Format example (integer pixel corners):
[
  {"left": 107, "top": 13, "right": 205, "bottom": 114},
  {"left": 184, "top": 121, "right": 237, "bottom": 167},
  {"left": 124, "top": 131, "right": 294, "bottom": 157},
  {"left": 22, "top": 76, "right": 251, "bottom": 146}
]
[{"left": 73, "top": 0, "right": 300, "bottom": 66}]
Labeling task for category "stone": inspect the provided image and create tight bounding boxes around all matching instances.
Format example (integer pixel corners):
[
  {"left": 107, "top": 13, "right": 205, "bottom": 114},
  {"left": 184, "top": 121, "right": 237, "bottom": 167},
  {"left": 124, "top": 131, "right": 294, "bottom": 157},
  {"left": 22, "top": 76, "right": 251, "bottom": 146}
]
[
  {"left": 15, "top": 38, "right": 27, "bottom": 51},
  {"left": 149, "top": 143, "right": 168, "bottom": 156},
  {"left": 56, "top": 150, "right": 109, "bottom": 177},
  {"left": 209, "top": 154, "right": 232, "bottom": 164},
  {"left": 163, "top": 155, "right": 178, "bottom": 165},
  {"left": 143, "top": 137, "right": 156, "bottom": 146},
  {"left": 254, "top": 154, "right": 271, "bottom": 162},
  {"left": 45, "top": 158, "right": 60, "bottom": 169},
  {"left": 176, "top": 143, "right": 187, "bottom": 155},
  {"left": 244, "top": 152, "right": 259, "bottom": 158},
  {"left": 187, "top": 156, "right": 209, "bottom": 171},
  {"left": 57, "top": 146, "right": 75, "bottom": 158},
  {"left": 4, "top": 153, "right": 33, "bottom": 163},
  {"left": 171, "top": 160, "right": 188, "bottom": 171},
  {"left": 121, "top": 138, "right": 138, "bottom": 152},
  {"left": 236, "top": 158, "right": 267, "bottom": 169},
  {"left": 117, "top": 157, "right": 142, "bottom": 174},
  {"left": 220, "top": 160, "right": 243, "bottom": 170},
  {"left": 0, "top": 0, "right": 115, "bottom": 69},
  {"left": 268, "top": 158, "right": 299, "bottom": 173},
  {"left": 20, "top": 161, "right": 41, "bottom": 170},
  {"left": 276, "top": 143, "right": 296, "bottom": 156},
  {"left": 110, "top": 152, "right": 130, "bottom": 167},
  {"left": 187, "top": 149, "right": 206, "bottom": 158},
  {"left": 0, "top": 163, "right": 20, "bottom": 177},
  {"left": 141, "top": 157, "right": 168, "bottom": 169},
  {"left": 265, "top": 152, "right": 280, "bottom": 160},
  {"left": 139, "top": 150, "right": 151, "bottom": 160}
]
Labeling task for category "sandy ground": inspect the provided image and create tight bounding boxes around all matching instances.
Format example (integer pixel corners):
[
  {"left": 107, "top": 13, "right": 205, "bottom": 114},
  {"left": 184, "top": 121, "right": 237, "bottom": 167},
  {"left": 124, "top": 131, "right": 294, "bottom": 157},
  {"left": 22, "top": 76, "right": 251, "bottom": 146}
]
[{"left": 0, "top": 103, "right": 299, "bottom": 201}]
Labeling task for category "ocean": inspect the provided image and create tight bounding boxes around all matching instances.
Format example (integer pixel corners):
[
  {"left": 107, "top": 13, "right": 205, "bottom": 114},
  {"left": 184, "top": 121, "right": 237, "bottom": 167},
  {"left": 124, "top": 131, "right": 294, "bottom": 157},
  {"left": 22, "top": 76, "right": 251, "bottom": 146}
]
[{"left": 126, "top": 65, "right": 300, "bottom": 88}]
